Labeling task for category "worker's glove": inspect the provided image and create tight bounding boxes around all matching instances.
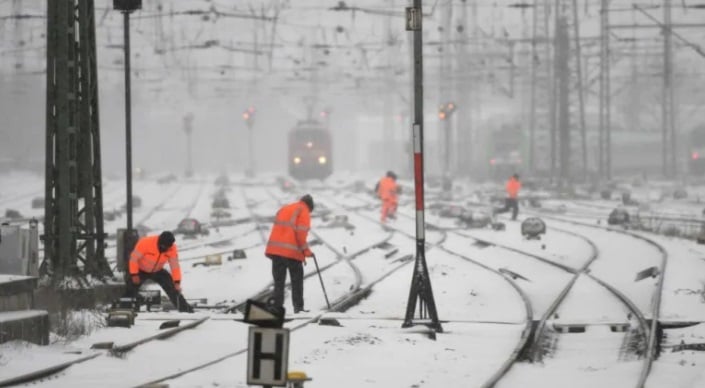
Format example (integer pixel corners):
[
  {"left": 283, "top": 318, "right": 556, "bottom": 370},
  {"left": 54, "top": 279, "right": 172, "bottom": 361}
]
[
  {"left": 304, "top": 248, "right": 313, "bottom": 258},
  {"left": 174, "top": 281, "right": 182, "bottom": 292},
  {"left": 130, "top": 274, "right": 140, "bottom": 285}
]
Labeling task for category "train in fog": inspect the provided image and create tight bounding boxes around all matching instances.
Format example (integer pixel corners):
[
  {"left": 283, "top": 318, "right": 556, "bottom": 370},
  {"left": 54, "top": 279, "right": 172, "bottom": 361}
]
[
  {"left": 483, "top": 119, "right": 705, "bottom": 179},
  {"left": 288, "top": 119, "right": 332, "bottom": 180}
]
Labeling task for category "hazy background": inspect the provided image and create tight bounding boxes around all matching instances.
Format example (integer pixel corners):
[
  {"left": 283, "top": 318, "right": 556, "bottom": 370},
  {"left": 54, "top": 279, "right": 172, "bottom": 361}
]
[{"left": 1, "top": 0, "right": 705, "bottom": 179}]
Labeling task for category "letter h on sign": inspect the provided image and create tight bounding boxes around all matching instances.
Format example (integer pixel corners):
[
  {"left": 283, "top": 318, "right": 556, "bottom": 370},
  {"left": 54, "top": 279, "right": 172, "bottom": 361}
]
[{"left": 247, "top": 327, "right": 290, "bottom": 386}]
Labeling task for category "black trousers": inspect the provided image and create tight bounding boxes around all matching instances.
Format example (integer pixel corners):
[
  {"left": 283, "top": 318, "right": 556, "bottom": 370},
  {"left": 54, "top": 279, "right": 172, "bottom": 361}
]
[
  {"left": 495, "top": 198, "right": 519, "bottom": 220},
  {"left": 126, "top": 270, "right": 193, "bottom": 312},
  {"left": 270, "top": 255, "right": 305, "bottom": 312}
]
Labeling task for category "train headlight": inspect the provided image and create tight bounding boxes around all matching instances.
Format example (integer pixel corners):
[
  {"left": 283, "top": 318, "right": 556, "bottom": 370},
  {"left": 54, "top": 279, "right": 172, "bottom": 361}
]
[
  {"left": 293, "top": 157, "right": 302, "bottom": 165},
  {"left": 318, "top": 156, "right": 327, "bottom": 165}
]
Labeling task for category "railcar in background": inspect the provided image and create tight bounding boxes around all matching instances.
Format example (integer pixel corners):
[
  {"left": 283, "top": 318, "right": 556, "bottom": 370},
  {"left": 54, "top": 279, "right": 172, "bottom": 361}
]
[{"left": 288, "top": 120, "right": 332, "bottom": 180}]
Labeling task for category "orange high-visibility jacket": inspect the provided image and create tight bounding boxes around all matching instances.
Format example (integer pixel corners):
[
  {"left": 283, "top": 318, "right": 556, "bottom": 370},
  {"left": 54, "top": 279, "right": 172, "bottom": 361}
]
[
  {"left": 129, "top": 235, "right": 181, "bottom": 282},
  {"left": 377, "top": 176, "right": 398, "bottom": 202},
  {"left": 506, "top": 177, "right": 521, "bottom": 199},
  {"left": 265, "top": 200, "right": 311, "bottom": 262}
]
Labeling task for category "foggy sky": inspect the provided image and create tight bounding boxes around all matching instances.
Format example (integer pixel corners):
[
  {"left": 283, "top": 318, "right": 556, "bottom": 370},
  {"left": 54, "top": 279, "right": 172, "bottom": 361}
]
[{"left": 2, "top": 0, "right": 705, "bottom": 179}]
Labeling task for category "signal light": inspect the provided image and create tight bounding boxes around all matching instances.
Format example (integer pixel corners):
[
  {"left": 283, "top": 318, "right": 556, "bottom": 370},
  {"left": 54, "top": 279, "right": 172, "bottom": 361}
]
[
  {"left": 693, "top": 152, "right": 700, "bottom": 160},
  {"left": 438, "top": 102, "right": 456, "bottom": 121},
  {"left": 243, "top": 106, "right": 255, "bottom": 128}
]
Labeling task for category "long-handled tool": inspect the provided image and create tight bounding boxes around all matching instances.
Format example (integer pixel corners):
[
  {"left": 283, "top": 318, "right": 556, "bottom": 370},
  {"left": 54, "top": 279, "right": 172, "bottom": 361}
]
[{"left": 311, "top": 253, "right": 331, "bottom": 309}]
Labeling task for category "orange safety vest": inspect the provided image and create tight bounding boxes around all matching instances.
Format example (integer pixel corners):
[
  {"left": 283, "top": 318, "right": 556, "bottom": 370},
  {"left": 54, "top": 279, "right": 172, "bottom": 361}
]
[
  {"left": 377, "top": 176, "right": 398, "bottom": 202},
  {"left": 265, "top": 201, "right": 311, "bottom": 261},
  {"left": 129, "top": 235, "right": 181, "bottom": 282},
  {"left": 506, "top": 177, "right": 521, "bottom": 199}
]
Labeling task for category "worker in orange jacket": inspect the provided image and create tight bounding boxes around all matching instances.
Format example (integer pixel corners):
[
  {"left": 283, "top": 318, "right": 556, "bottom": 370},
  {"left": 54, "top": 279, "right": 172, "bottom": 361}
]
[
  {"left": 377, "top": 171, "right": 399, "bottom": 223},
  {"left": 494, "top": 173, "right": 522, "bottom": 220},
  {"left": 265, "top": 194, "right": 314, "bottom": 313},
  {"left": 127, "top": 231, "right": 193, "bottom": 312}
]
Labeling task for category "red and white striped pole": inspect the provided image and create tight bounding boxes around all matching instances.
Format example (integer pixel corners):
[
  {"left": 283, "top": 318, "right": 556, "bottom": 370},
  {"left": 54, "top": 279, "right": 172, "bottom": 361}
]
[
  {"left": 403, "top": 0, "right": 442, "bottom": 332},
  {"left": 413, "top": 123, "right": 425, "bottom": 246}
]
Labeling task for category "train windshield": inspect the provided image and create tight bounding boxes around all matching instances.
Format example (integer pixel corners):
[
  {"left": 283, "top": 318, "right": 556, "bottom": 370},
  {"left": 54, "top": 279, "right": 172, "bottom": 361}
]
[{"left": 289, "top": 128, "right": 330, "bottom": 150}]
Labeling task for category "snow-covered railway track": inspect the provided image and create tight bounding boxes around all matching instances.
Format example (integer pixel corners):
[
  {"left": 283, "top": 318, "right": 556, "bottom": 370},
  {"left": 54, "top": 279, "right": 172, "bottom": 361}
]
[
  {"left": 315, "top": 190, "right": 537, "bottom": 387},
  {"left": 524, "top": 211, "right": 668, "bottom": 387},
  {"left": 135, "top": 185, "right": 530, "bottom": 387},
  {"left": 322, "top": 185, "right": 664, "bottom": 387},
  {"left": 442, "top": 213, "right": 662, "bottom": 387},
  {"left": 133, "top": 235, "right": 397, "bottom": 387},
  {"left": 4, "top": 316, "right": 210, "bottom": 387}
]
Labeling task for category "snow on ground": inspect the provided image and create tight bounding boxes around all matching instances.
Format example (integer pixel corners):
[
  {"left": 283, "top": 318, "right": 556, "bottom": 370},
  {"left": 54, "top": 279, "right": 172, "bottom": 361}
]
[{"left": 2, "top": 171, "right": 705, "bottom": 387}]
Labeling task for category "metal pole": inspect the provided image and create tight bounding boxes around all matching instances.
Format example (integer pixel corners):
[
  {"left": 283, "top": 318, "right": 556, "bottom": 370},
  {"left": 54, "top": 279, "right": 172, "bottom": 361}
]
[
  {"left": 248, "top": 127, "right": 254, "bottom": 176},
  {"left": 403, "top": 0, "right": 442, "bottom": 333},
  {"left": 123, "top": 11, "right": 133, "bottom": 232},
  {"left": 663, "top": 0, "right": 676, "bottom": 178},
  {"left": 411, "top": 0, "right": 425, "bottom": 274},
  {"left": 529, "top": 1, "right": 538, "bottom": 173},
  {"left": 444, "top": 118, "right": 451, "bottom": 177},
  {"left": 571, "top": 0, "right": 588, "bottom": 180},
  {"left": 311, "top": 254, "right": 330, "bottom": 309},
  {"left": 599, "top": 0, "right": 608, "bottom": 180}
]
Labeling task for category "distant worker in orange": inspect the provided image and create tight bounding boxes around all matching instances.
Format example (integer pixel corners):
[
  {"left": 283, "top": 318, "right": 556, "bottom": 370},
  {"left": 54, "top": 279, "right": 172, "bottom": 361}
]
[
  {"left": 377, "top": 171, "right": 399, "bottom": 223},
  {"left": 128, "top": 231, "right": 193, "bottom": 312},
  {"left": 265, "top": 194, "right": 315, "bottom": 313},
  {"left": 494, "top": 173, "right": 522, "bottom": 221}
]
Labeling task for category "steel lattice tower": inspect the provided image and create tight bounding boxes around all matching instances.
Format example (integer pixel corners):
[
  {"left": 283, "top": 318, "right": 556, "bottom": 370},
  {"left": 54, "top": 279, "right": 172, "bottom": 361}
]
[
  {"left": 662, "top": 0, "right": 677, "bottom": 178},
  {"left": 45, "top": 0, "right": 111, "bottom": 285},
  {"left": 553, "top": 0, "right": 588, "bottom": 186},
  {"left": 598, "top": 0, "right": 612, "bottom": 180},
  {"left": 529, "top": 0, "right": 588, "bottom": 183},
  {"left": 529, "top": 0, "right": 553, "bottom": 175}
]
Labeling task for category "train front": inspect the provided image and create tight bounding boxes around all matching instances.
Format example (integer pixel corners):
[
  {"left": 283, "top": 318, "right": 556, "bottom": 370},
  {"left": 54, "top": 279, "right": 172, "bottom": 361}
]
[{"left": 288, "top": 123, "right": 332, "bottom": 180}]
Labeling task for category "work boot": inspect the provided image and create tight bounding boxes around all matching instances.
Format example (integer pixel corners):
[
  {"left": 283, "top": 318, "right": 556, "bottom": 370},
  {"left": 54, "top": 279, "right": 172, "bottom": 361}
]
[{"left": 294, "top": 308, "right": 309, "bottom": 314}]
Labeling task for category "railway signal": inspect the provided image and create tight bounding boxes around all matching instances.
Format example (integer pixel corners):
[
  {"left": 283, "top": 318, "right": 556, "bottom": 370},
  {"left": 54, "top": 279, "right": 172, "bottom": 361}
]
[
  {"left": 243, "top": 106, "right": 256, "bottom": 129},
  {"left": 437, "top": 102, "right": 456, "bottom": 120}
]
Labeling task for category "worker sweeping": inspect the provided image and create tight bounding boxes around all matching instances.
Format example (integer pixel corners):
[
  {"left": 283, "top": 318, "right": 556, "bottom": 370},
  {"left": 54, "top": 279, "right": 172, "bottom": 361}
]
[{"left": 265, "top": 194, "right": 315, "bottom": 313}]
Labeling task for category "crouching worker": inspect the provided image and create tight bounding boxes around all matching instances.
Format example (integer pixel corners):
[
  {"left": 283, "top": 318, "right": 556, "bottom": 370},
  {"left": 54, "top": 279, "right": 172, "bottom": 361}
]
[{"left": 127, "top": 231, "right": 194, "bottom": 313}]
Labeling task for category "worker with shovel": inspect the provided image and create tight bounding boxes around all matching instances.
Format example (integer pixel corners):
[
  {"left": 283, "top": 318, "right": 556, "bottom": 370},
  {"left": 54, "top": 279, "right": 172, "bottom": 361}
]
[{"left": 266, "top": 194, "right": 328, "bottom": 314}]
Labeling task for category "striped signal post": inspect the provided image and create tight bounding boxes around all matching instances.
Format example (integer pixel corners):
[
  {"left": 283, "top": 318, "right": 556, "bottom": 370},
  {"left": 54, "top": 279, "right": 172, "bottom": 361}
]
[{"left": 402, "top": 0, "right": 442, "bottom": 334}]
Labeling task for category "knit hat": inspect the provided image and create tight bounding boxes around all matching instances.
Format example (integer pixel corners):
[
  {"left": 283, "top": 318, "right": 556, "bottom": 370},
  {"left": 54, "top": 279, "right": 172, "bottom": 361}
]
[
  {"left": 300, "top": 194, "right": 314, "bottom": 212},
  {"left": 158, "top": 231, "right": 175, "bottom": 251}
]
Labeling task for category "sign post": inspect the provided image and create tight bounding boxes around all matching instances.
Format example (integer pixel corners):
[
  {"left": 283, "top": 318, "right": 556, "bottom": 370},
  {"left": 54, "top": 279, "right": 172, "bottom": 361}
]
[
  {"left": 247, "top": 326, "right": 290, "bottom": 387},
  {"left": 243, "top": 299, "right": 289, "bottom": 387}
]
